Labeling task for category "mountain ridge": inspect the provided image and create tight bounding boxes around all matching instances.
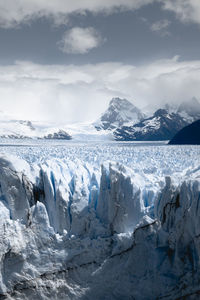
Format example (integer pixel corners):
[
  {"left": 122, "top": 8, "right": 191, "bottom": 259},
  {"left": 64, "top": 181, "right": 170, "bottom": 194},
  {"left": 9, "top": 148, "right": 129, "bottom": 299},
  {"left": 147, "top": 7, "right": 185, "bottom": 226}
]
[
  {"left": 0, "top": 97, "right": 199, "bottom": 141},
  {"left": 113, "top": 98, "right": 200, "bottom": 141},
  {"left": 114, "top": 108, "right": 189, "bottom": 141}
]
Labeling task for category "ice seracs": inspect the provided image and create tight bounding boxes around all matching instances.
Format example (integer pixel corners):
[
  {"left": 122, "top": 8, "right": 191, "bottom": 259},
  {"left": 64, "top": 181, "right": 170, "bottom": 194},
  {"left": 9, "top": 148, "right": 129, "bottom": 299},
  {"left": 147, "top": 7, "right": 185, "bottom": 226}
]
[{"left": 0, "top": 150, "right": 200, "bottom": 299}]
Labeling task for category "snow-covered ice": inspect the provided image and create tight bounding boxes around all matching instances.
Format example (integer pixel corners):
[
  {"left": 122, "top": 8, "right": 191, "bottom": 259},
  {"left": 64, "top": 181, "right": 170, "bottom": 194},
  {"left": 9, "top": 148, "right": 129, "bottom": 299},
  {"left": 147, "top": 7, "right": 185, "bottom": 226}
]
[{"left": 0, "top": 140, "right": 199, "bottom": 299}]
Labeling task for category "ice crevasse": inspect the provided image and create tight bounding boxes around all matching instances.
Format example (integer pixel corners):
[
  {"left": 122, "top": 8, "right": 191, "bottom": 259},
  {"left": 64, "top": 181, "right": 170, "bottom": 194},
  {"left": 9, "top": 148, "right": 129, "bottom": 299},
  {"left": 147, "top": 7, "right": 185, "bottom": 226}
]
[{"left": 0, "top": 155, "right": 200, "bottom": 299}]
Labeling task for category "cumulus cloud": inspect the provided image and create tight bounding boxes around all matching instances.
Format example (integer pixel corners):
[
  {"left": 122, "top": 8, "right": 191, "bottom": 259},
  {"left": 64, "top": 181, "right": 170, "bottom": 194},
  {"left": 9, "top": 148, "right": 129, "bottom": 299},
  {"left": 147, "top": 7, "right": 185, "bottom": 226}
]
[
  {"left": 0, "top": 57, "right": 200, "bottom": 123},
  {"left": 151, "top": 19, "right": 171, "bottom": 36},
  {"left": 58, "top": 27, "right": 104, "bottom": 54}
]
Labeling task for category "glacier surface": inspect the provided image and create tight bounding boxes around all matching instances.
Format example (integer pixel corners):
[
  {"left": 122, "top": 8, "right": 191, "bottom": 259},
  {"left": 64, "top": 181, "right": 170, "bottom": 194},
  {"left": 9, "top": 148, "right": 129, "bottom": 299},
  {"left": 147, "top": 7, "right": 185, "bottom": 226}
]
[{"left": 0, "top": 141, "right": 200, "bottom": 299}]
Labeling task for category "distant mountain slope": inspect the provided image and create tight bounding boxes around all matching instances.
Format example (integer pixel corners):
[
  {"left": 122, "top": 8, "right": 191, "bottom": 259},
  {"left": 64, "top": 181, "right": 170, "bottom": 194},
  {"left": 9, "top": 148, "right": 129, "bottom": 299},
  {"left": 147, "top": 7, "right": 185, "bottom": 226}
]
[
  {"left": 0, "top": 118, "right": 72, "bottom": 140},
  {"left": 0, "top": 119, "right": 36, "bottom": 138},
  {"left": 114, "top": 109, "right": 188, "bottom": 141},
  {"left": 94, "top": 97, "right": 200, "bottom": 141},
  {"left": 94, "top": 97, "right": 145, "bottom": 130},
  {"left": 169, "top": 119, "right": 200, "bottom": 145},
  {"left": 177, "top": 97, "right": 200, "bottom": 122},
  {"left": 0, "top": 97, "right": 199, "bottom": 142},
  {"left": 157, "top": 97, "right": 200, "bottom": 123},
  {"left": 44, "top": 130, "right": 72, "bottom": 140}
]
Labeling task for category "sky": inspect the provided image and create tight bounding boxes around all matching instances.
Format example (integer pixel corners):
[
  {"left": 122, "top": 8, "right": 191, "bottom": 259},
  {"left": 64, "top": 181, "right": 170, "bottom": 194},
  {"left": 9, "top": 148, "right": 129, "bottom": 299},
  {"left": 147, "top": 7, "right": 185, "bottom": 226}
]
[{"left": 0, "top": 0, "right": 200, "bottom": 123}]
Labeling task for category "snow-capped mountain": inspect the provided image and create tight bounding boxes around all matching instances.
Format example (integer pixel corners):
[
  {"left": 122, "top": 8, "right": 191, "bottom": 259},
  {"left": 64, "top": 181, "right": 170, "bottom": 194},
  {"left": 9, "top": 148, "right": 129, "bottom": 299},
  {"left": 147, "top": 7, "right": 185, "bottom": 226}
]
[
  {"left": 177, "top": 97, "right": 200, "bottom": 122},
  {"left": 0, "top": 108, "right": 112, "bottom": 140},
  {"left": 94, "top": 97, "right": 146, "bottom": 130},
  {"left": 163, "top": 97, "right": 200, "bottom": 122},
  {"left": 0, "top": 117, "right": 72, "bottom": 140},
  {"left": 0, "top": 97, "right": 199, "bottom": 142},
  {"left": 114, "top": 98, "right": 200, "bottom": 141},
  {"left": 0, "top": 119, "right": 36, "bottom": 138},
  {"left": 114, "top": 108, "right": 189, "bottom": 141}
]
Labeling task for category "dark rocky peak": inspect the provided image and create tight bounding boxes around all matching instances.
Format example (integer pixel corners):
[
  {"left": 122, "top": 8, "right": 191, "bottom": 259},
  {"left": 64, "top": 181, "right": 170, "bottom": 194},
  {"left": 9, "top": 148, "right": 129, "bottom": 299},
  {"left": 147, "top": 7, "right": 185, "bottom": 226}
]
[{"left": 154, "top": 109, "right": 169, "bottom": 117}]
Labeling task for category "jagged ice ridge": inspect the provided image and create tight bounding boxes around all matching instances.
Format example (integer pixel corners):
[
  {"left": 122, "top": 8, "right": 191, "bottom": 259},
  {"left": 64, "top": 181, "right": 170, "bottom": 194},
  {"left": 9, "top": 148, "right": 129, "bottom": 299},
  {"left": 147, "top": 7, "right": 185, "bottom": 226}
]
[{"left": 0, "top": 143, "right": 200, "bottom": 299}]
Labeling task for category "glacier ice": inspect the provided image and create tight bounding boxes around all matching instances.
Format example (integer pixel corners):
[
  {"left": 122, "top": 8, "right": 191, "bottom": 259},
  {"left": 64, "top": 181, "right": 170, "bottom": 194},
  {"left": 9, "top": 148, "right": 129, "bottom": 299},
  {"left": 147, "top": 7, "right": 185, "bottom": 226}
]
[{"left": 0, "top": 143, "right": 199, "bottom": 299}]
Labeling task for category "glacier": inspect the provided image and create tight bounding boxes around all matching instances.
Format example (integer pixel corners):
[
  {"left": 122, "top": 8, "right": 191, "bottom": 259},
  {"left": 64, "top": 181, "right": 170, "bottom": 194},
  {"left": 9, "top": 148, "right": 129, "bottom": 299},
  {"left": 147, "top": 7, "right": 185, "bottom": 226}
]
[{"left": 0, "top": 141, "right": 200, "bottom": 299}]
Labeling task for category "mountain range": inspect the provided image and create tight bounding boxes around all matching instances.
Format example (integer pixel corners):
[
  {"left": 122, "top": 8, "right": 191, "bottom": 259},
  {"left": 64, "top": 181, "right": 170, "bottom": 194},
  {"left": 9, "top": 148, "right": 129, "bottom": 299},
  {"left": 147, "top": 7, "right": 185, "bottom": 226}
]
[
  {"left": 95, "top": 96, "right": 200, "bottom": 141},
  {"left": 0, "top": 97, "right": 199, "bottom": 141},
  {"left": 113, "top": 108, "right": 189, "bottom": 141}
]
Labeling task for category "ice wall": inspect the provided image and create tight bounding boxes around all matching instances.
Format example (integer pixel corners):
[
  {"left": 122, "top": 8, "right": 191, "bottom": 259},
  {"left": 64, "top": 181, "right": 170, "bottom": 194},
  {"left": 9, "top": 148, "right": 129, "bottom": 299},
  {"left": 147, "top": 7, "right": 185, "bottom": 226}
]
[{"left": 0, "top": 155, "right": 199, "bottom": 299}]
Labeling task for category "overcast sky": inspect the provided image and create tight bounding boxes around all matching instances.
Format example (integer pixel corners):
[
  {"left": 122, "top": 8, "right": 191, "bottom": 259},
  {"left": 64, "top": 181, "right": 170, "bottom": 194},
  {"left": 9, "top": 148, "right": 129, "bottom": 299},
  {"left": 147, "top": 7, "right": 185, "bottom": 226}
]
[{"left": 0, "top": 0, "right": 200, "bottom": 123}]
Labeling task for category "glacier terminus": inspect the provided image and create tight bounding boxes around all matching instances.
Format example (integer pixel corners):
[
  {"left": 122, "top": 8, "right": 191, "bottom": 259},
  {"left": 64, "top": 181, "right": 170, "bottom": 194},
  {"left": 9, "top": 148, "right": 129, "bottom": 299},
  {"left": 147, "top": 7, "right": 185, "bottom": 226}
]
[{"left": 0, "top": 141, "right": 199, "bottom": 299}]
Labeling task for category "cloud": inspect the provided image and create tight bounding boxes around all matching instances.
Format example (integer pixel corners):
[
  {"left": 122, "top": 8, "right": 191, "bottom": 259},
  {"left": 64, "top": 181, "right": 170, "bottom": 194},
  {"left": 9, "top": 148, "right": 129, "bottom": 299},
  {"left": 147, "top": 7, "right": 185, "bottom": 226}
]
[
  {"left": 58, "top": 27, "right": 104, "bottom": 54},
  {"left": 160, "top": 0, "right": 200, "bottom": 25},
  {"left": 0, "top": 0, "right": 200, "bottom": 28},
  {"left": 0, "top": 57, "right": 200, "bottom": 123},
  {"left": 0, "top": 0, "right": 155, "bottom": 28},
  {"left": 151, "top": 19, "right": 171, "bottom": 36}
]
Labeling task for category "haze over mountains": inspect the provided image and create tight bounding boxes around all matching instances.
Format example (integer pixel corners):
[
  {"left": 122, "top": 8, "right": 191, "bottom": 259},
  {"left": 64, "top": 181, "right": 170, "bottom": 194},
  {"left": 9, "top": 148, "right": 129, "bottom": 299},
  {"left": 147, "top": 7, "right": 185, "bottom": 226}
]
[{"left": 0, "top": 97, "right": 199, "bottom": 141}]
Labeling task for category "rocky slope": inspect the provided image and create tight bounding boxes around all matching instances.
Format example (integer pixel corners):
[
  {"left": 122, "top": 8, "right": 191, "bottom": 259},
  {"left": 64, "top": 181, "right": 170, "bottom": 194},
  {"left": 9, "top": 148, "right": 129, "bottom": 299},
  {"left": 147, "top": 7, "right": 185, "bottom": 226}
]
[
  {"left": 169, "top": 119, "right": 200, "bottom": 145},
  {"left": 114, "top": 108, "right": 189, "bottom": 141},
  {"left": 44, "top": 130, "right": 72, "bottom": 140}
]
